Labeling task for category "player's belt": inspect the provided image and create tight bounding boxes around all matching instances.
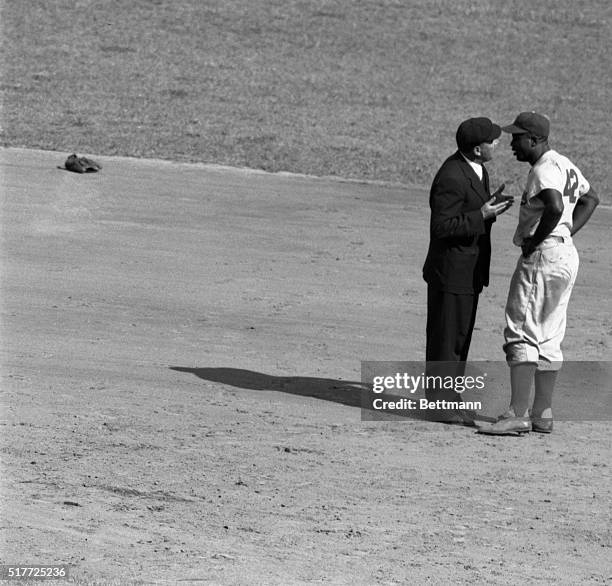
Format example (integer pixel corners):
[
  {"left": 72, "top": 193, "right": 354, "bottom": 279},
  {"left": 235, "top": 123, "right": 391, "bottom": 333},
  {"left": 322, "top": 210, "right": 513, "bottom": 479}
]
[{"left": 539, "top": 235, "right": 571, "bottom": 247}]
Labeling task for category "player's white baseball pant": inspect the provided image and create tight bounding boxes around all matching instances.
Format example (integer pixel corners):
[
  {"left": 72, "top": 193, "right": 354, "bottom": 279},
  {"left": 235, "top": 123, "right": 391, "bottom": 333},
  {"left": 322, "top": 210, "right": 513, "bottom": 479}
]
[{"left": 503, "top": 237, "right": 579, "bottom": 371}]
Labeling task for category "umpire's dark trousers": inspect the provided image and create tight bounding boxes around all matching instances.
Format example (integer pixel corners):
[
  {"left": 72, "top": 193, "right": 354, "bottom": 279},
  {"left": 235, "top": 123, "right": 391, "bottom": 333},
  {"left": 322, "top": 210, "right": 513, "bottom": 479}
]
[{"left": 425, "top": 286, "right": 479, "bottom": 401}]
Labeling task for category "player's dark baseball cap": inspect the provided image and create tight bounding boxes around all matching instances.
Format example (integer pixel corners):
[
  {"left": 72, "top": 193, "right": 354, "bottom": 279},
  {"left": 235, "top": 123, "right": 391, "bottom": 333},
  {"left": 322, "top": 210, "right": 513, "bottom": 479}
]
[
  {"left": 456, "top": 117, "right": 502, "bottom": 152},
  {"left": 501, "top": 112, "right": 550, "bottom": 138}
]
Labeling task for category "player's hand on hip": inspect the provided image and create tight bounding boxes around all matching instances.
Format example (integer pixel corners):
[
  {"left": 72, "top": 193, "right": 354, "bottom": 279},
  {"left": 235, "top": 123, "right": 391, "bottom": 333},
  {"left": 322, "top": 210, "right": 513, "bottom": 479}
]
[{"left": 521, "top": 237, "right": 537, "bottom": 257}]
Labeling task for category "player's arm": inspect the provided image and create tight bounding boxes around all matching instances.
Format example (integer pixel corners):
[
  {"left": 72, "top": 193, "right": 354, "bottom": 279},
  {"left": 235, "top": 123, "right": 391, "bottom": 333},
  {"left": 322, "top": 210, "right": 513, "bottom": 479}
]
[
  {"left": 521, "top": 189, "right": 563, "bottom": 257},
  {"left": 571, "top": 188, "right": 599, "bottom": 236}
]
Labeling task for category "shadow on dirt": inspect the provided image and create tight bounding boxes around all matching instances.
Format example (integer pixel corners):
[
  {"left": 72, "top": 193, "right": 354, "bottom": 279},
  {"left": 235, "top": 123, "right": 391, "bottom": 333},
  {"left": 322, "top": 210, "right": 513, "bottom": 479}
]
[
  {"left": 169, "top": 366, "right": 432, "bottom": 421},
  {"left": 170, "top": 366, "right": 366, "bottom": 406}
]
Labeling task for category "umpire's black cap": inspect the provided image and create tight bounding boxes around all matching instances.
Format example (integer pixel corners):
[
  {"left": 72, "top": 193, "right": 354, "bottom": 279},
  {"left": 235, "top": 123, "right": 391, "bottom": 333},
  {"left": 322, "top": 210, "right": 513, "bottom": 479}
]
[{"left": 456, "top": 117, "right": 502, "bottom": 152}]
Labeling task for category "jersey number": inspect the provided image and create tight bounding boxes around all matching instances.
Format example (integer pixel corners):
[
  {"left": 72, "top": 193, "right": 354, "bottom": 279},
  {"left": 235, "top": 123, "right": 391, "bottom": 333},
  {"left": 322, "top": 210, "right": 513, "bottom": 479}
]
[{"left": 563, "top": 169, "right": 579, "bottom": 203}]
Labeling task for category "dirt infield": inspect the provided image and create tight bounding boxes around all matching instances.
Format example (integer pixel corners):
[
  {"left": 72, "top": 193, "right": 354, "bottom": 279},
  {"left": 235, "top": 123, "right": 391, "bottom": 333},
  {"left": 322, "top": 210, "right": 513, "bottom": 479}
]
[{"left": 1, "top": 148, "right": 611, "bottom": 584}]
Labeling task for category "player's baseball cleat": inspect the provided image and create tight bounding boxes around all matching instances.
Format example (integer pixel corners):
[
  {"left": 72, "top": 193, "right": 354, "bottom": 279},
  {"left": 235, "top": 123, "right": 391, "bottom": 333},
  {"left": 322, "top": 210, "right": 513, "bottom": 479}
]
[
  {"left": 476, "top": 416, "right": 531, "bottom": 436},
  {"left": 531, "top": 416, "right": 553, "bottom": 434}
]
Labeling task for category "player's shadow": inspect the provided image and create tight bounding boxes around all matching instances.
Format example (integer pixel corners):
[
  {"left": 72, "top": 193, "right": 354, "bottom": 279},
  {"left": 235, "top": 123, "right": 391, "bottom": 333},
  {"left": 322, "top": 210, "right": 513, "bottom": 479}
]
[{"left": 169, "top": 366, "right": 429, "bottom": 421}]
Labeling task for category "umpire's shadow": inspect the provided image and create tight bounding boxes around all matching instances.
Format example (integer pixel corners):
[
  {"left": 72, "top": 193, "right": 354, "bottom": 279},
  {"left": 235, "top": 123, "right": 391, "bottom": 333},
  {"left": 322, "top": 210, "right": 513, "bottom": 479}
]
[{"left": 169, "top": 366, "right": 429, "bottom": 421}]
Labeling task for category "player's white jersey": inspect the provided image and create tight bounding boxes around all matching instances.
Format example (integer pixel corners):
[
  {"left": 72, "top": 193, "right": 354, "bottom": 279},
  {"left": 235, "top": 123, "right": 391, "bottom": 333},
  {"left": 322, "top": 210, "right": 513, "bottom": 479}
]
[{"left": 513, "top": 149, "right": 590, "bottom": 246}]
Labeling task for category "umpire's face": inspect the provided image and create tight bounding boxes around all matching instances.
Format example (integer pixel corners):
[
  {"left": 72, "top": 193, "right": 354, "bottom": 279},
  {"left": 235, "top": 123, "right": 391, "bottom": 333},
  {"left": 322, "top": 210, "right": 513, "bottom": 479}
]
[{"left": 475, "top": 138, "right": 499, "bottom": 163}]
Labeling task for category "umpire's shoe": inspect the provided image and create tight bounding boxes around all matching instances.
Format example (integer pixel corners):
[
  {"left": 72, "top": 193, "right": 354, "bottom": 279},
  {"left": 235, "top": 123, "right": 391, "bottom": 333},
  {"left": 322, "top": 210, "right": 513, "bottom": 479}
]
[
  {"left": 476, "top": 416, "right": 531, "bottom": 436},
  {"left": 439, "top": 408, "right": 495, "bottom": 427},
  {"left": 439, "top": 408, "right": 477, "bottom": 427}
]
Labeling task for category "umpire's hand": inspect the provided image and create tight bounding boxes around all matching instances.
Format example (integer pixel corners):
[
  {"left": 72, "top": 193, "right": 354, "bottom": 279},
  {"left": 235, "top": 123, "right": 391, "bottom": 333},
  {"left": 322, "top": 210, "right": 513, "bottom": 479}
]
[{"left": 481, "top": 184, "right": 514, "bottom": 220}]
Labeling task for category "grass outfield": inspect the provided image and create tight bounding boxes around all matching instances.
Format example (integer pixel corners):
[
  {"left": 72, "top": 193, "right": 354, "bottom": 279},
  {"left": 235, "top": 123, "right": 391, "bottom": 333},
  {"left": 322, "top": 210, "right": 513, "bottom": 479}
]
[{"left": 1, "top": 0, "right": 610, "bottom": 197}]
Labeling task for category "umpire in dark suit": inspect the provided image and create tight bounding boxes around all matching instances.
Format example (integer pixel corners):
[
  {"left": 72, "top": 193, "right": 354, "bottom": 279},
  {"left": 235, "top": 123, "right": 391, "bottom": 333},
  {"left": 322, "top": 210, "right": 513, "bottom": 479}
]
[{"left": 423, "top": 117, "right": 513, "bottom": 419}]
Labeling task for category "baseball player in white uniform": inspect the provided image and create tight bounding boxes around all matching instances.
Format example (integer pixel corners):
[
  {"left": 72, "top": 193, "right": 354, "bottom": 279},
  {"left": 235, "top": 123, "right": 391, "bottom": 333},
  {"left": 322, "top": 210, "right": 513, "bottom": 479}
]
[{"left": 479, "top": 112, "right": 599, "bottom": 435}]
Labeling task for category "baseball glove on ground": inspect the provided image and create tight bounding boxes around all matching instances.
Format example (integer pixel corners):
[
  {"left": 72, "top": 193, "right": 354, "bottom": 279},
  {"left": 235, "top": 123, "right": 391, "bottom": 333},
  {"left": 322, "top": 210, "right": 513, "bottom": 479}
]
[{"left": 64, "top": 154, "right": 102, "bottom": 173}]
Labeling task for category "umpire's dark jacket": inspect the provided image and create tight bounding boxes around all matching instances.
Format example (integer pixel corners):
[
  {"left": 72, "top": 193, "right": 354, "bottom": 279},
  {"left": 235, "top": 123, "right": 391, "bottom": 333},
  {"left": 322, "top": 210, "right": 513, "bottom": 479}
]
[{"left": 422, "top": 151, "right": 495, "bottom": 294}]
